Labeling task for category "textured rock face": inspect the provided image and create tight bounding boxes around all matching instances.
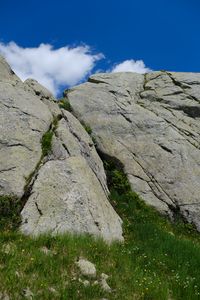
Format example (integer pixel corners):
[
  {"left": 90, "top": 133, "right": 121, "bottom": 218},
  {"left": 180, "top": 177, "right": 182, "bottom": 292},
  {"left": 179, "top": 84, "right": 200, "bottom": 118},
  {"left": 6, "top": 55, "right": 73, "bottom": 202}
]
[
  {"left": 67, "top": 71, "right": 200, "bottom": 231},
  {"left": 0, "top": 58, "right": 52, "bottom": 198},
  {"left": 0, "top": 56, "right": 123, "bottom": 242}
]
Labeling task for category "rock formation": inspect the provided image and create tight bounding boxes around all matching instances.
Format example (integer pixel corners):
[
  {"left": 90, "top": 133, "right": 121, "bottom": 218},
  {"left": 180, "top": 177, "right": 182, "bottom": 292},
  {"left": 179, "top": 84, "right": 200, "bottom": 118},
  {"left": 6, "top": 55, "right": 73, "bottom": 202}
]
[
  {"left": 1, "top": 53, "right": 200, "bottom": 237},
  {"left": 0, "top": 56, "right": 123, "bottom": 242},
  {"left": 67, "top": 71, "right": 200, "bottom": 231}
]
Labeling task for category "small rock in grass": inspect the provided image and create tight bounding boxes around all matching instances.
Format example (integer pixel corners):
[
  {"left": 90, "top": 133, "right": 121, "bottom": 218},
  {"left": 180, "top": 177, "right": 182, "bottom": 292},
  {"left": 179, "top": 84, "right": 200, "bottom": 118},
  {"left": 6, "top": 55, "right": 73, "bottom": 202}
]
[
  {"left": 83, "top": 280, "right": 90, "bottom": 287},
  {"left": 76, "top": 258, "right": 96, "bottom": 278},
  {"left": 48, "top": 287, "right": 58, "bottom": 294},
  {"left": 22, "top": 287, "right": 33, "bottom": 299},
  {"left": 40, "top": 246, "right": 51, "bottom": 255},
  {"left": 100, "top": 273, "right": 111, "bottom": 293},
  {"left": 0, "top": 292, "right": 10, "bottom": 300},
  {"left": 101, "top": 273, "right": 109, "bottom": 280},
  {"left": 79, "top": 278, "right": 90, "bottom": 287}
]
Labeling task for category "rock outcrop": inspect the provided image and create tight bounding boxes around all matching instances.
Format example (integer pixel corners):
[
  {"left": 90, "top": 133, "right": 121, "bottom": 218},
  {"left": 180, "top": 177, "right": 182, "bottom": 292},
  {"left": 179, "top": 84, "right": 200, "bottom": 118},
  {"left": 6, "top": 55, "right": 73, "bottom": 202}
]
[
  {"left": 0, "top": 56, "right": 123, "bottom": 242},
  {"left": 67, "top": 71, "right": 200, "bottom": 231},
  {"left": 2, "top": 52, "right": 200, "bottom": 237}
]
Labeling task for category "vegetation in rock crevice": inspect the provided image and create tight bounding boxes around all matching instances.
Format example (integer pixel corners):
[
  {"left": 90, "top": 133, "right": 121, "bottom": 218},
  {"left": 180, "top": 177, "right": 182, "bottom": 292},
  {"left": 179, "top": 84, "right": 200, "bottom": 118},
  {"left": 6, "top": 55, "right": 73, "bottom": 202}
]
[
  {"left": 0, "top": 113, "right": 63, "bottom": 232},
  {"left": 24, "top": 116, "right": 61, "bottom": 191},
  {"left": 41, "top": 114, "right": 63, "bottom": 157},
  {"left": 81, "top": 121, "right": 92, "bottom": 135},
  {"left": 41, "top": 130, "right": 53, "bottom": 157},
  {"left": 0, "top": 123, "right": 55, "bottom": 231},
  {"left": 25, "top": 125, "right": 53, "bottom": 191},
  {"left": 80, "top": 120, "right": 97, "bottom": 146},
  {"left": 58, "top": 97, "right": 72, "bottom": 112},
  {"left": 0, "top": 195, "right": 22, "bottom": 231},
  {"left": 101, "top": 152, "right": 199, "bottom": 239}
]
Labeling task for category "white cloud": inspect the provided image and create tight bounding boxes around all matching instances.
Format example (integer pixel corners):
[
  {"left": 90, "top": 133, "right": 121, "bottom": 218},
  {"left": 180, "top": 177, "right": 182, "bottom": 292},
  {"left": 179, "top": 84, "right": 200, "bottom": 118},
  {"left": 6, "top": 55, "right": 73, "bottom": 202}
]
[
  {"left": 111, "top": 59, "right": 152, "bottom": 74},
  {"left": 0, "top": 41, "right": 152, "bottom": 95},
  {"left": 0, "top": 42, "right": 103, "bottom": 95}
]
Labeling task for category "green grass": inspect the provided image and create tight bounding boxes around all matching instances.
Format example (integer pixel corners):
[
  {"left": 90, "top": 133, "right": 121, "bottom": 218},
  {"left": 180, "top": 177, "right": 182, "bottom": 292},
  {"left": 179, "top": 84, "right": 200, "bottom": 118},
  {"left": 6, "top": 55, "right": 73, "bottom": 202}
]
[
  {"left": 58, "top": 97, "right": 72, "bottom": 112},
  {"left": 82, "top": 122, "right": 92, "bottom": 135},
  {"left": 41, "top": 130, "right": 53, "bottom": 157},
  {"left": 1, "top": 159, "right": 200, "bottom": 299},
  {"left": 81, "top": 120, "right": 97, "bottom": 145}
]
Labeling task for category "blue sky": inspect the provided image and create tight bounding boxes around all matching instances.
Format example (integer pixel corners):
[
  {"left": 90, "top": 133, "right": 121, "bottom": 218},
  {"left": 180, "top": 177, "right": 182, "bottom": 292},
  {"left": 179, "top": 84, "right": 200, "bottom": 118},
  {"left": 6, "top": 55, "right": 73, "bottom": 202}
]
[{"left": 1, "top": 0, "right": 200, "bottom": 95}]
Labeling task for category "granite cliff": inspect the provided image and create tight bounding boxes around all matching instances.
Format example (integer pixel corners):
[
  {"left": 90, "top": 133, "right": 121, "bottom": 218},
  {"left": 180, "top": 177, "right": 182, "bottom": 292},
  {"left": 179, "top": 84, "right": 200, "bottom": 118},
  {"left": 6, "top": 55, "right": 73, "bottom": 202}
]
[
  {"left": 1, "top": 55, "right": 200, "bottom": 239},
  {"left": 67, "top": 71, "right": 200, "bottom": 231},
  {"left": 0, "top": 56, "right": 122, "bottom": 242}
]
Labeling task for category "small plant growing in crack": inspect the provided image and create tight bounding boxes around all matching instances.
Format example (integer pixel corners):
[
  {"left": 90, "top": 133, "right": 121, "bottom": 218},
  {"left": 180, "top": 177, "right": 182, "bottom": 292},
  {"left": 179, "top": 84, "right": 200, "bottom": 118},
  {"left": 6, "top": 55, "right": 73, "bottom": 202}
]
[
  {"left": 52, "top": 114, "right": 62, "bottom": 129},
  {"left": 81, "top": 121, "right": 97, "bottom": 145},
  {"left": 82, "top": 122, "right": 92, "bottom": 135},
  {"left": 58, "top": 97, "right": 72, "bottom": 112},
  {"left": 91, "top": 135, "right": 97, "bottom": 146},
  {"left": 41, "top": 130, "right": 53, "bottom": 157}
]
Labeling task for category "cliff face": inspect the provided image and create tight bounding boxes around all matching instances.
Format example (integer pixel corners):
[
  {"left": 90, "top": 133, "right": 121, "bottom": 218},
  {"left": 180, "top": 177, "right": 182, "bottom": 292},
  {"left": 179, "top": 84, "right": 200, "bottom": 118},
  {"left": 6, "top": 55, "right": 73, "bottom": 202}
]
[
  {"left": 67, "top": 71, "right": 200, "bottom": 231},
  {"left": 1, "top": 54, "right": 200, "bottom": 238},
  {"left": 0, "top": 56, "right": 123, "bottom": 242}
]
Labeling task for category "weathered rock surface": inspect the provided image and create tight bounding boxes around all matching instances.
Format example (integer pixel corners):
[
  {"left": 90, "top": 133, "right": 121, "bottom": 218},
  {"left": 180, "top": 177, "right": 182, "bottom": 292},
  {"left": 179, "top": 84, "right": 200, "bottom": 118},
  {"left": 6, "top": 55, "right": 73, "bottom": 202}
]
[
  {"left": 0, "top": 56, "right": 123, "bottom": 242},
  {"left": 0, "top": 57, "right": 52, "bottom": 198},
  {"left": 67, "top": 71, "right": 200, "bottom": 230},
  {"left": 3, "top": 51, "right": 200, "bottom": 236}
]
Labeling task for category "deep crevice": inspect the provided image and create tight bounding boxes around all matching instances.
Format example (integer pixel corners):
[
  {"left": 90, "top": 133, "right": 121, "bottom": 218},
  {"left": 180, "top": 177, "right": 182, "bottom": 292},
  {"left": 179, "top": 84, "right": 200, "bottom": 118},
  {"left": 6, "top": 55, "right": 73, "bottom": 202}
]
[
  {"left": 120, "top": 112, "right": 132, "bottom": 123},
  {"left": 62, "top": 143, "right": 71, "bottom": 156},
  {"left": 35, "top": 202, "right": 43, "bottom": 216},
  {"left": 88, "top": 77, "right": 109, "bottom": 85},
  {"left": 158, "top": 144, "right": 173, "bottom": 154}
]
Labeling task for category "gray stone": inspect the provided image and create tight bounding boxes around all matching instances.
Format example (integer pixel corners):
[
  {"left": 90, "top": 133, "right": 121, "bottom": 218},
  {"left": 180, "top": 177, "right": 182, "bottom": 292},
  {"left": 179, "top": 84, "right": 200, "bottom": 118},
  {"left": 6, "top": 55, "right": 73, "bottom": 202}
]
[
  {"left": 22, "top": 287, "right": 33, "bottom": 299},
  {"left": 48, "top": 287, "right": 58, "bottom": 294},
  {"left": 20, "top": 156, "right": 122, "bottom": 241},
  {"left": 20, "top": 109, "right": 123, "bottom": 242},
  {"left": 0, "top": 55, "right": 123, "bottom": 242},
  {"left": 76, "top": 258, "right": 96, "bottom": 278},
  {"left": 40, "top": 246, "right": 52, "bottom": 255},
  {"left": 0, "top": 55, "right": 21, "bottom": 84},
  {"left": 0, "top": 292, "right": 10, "bottom": 300},
  {"left": 100, "top": 273, "right": 111, "bottom": 293},
  {"left": 24, "top": 78, "right": 54, "bottom": 100},
  {"left": 67, "top": 71, "right": 200, "bottom": 230},
  {"left": 78, "top": 278, "right": 90, "bottom": 286}
]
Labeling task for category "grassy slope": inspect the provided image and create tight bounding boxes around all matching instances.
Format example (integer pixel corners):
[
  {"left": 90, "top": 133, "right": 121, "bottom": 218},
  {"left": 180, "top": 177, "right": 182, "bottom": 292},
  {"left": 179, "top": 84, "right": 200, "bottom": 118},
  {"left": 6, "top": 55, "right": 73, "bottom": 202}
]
[{"left": 1, "top": 162, "right": 200, "bottom": 299}]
